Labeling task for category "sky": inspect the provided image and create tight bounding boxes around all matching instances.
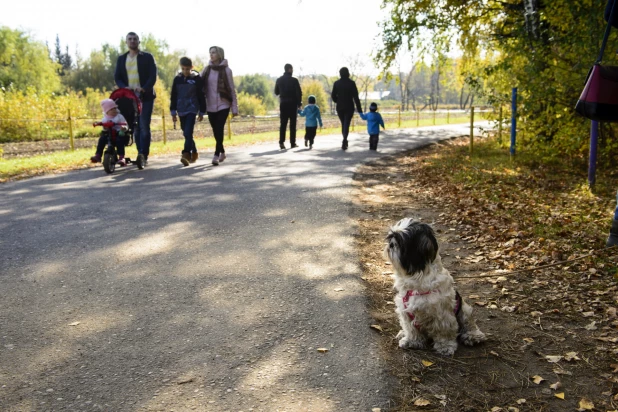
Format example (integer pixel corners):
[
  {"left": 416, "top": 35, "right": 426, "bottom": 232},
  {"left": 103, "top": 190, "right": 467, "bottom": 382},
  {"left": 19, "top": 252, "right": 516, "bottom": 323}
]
[{"left": 1, "top": 0, "right": 390, "bottom": 77}]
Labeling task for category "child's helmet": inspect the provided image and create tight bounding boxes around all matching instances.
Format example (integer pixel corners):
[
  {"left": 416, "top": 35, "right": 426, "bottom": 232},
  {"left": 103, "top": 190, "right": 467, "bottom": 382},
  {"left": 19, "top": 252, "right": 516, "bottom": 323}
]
[
  {"left": 369, "top": 102, "right": 378, "bottom": 112},
  {"left": 308, "top": 95, "right": 316, "bottom": 104}
]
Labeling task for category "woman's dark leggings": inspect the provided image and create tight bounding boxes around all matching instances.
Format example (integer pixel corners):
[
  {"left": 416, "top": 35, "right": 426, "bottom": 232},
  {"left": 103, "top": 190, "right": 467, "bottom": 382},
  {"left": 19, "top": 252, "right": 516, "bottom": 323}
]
[
  {"left": 337, "top": 108, "right": 355, "bottom": 141},
  {"left": 207, "top": 108, "right": 230, "bottom": 156}
]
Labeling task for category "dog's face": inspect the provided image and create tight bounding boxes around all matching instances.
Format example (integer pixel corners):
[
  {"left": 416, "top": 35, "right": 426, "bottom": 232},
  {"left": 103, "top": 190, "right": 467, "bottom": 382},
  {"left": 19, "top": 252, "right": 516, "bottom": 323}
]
[{"left": 384, "top": 218, "right": 438, "bottom": 277}]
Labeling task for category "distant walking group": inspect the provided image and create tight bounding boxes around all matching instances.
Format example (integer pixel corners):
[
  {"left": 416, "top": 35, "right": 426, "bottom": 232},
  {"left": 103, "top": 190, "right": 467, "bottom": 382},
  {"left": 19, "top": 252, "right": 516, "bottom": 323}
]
[
  {"left": 275, "top": 65, "right": 384, "bottom": 151},
  {"left": 90, "top": 32, "right": 385, "bottom": 170}
]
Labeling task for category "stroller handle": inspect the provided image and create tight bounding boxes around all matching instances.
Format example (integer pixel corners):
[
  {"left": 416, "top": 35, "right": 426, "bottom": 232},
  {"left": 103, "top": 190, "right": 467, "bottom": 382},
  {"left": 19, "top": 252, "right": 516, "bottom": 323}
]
[{"left": 93, "top": 121, "right": 127, "bottom": 128}]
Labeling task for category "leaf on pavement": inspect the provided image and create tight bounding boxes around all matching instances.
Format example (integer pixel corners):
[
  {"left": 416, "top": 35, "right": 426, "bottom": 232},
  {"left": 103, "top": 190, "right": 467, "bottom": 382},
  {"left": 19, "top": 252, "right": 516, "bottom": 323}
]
[
  {"left": 370, "top": 324, "right": 383, "bottom": 332},
  {"left": 531, "top": 375, "right": 545, "bottom": 384},
  {"left": 317, "top": 348, "right": 329, "bottom": 353},
  {"left": 555, "top": 392, "right": 565, "bottom": 399},
  {"left": 413, "top": 398, "right": 431, "bottom": 406},
  {"left": 421, "top": 360, "right": 434, "bottom": 367}
]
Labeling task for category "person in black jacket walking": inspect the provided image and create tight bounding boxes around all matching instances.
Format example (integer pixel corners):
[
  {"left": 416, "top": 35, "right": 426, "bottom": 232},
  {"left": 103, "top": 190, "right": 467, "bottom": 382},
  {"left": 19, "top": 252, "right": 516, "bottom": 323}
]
[
  {"left": 275, "top": 64, "right": 302, "bottom": 150},
  {"left": 170, "top": 57, "right": 206, "bottom": 166},
  {"left": 331, "top": 67, "right": 363, "bottom": 150},
  {"left": 114, "top": 32, "right": 157, "bottom": 168}
]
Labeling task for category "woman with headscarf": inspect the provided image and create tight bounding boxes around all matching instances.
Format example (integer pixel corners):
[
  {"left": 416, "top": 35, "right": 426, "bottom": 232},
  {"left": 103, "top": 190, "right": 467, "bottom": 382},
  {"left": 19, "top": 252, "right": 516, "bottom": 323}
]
[
  {"left": 201, "top": 46, "right": 239, "bottom": 165},
  {"left": 331, "top": 67, "right": 363, "bottom": 150}
]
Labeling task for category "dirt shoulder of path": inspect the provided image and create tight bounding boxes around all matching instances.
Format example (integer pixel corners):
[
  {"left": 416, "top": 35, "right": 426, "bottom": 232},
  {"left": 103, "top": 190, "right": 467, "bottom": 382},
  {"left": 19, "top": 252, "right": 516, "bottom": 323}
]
[{"left": 352, "top": 137, "right": 618, "bottom": 412}]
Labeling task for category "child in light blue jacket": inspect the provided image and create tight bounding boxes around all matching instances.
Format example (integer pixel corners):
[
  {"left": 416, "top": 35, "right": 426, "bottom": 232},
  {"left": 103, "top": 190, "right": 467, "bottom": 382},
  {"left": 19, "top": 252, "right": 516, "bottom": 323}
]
[
  {"left": 298, "top": 95, "right": 323, "bottom": 149},
  {"left": 359, "top": 102, "right": 385, "bottom": 150}
]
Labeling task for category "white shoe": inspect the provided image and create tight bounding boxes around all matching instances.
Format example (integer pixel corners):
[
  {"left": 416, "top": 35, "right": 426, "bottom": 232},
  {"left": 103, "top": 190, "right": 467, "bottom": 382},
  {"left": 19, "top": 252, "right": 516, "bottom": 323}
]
[
  {"left": 219, "top": 153, "right": 226, "bottom": 163},
  {"left": 212, "top": 155, "right": 219, "bottom": 166}
]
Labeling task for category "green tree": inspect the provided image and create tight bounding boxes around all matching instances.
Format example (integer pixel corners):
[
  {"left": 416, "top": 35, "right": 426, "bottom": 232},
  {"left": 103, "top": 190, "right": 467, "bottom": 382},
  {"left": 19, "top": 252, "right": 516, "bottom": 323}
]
[
  {"left": 0, "top": 27, "right": 61, "bottom": 92},
  {"left": 136, "top": 34, "right": 185, "bottom": 91},
  {"left": 237, "top": 74, "right": 276, "bottom": 109},
  {"left": 54, "top": 35, "right": 72, "bottom": 76},
  {"left": 65, "top": 43, "right": 119, "bottom": 92},
  {"left": 378, "top": 1, "right": 618, "bottom": 160},
  {"left": 300, "top": 79, "right": 328, "bottom": 112},
  {"left": 237, "top": 91, "right": 267, "bottom": 116}
]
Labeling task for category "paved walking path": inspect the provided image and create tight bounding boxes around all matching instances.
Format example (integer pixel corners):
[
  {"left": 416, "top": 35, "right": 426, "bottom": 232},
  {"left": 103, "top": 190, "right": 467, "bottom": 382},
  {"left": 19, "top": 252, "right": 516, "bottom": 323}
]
[{"left": 0, "top": 123, "right": 483, "bottom": 411}]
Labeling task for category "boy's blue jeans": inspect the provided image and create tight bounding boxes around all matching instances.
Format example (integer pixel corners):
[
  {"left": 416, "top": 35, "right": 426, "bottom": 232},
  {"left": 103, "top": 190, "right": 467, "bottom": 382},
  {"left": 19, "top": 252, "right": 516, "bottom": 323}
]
[
  {"left": 180, "top": 113, "right": 197, "bottom": 153},
  {"left": 135, "top": 99, "right": 154, "bottom": 157}
]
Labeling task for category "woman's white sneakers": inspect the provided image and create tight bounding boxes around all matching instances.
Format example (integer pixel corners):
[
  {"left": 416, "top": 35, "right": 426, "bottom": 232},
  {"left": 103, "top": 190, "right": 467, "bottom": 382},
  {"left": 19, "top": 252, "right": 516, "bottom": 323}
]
[{"left": 212, "top": 155, "right": 219, "bottom": 166}]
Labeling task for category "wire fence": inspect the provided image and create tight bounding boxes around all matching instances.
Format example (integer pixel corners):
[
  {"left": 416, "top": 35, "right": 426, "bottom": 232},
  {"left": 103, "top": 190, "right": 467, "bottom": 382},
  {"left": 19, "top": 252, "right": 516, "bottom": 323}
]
[{"left": 0, "top": 108, "right": 493, "bottom": 158}]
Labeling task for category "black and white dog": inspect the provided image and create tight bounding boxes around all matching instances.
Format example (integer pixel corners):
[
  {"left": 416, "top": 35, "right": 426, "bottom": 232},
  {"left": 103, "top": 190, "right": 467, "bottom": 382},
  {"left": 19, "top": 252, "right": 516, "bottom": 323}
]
[{"left": 384, "top": 218, "right": 486, "bottom": 356}]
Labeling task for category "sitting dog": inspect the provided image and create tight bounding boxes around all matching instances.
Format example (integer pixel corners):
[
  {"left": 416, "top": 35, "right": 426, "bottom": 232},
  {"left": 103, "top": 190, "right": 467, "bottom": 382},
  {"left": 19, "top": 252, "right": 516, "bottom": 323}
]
[{"left": 384, "top": 218, "right": 486, "bottom": 356}]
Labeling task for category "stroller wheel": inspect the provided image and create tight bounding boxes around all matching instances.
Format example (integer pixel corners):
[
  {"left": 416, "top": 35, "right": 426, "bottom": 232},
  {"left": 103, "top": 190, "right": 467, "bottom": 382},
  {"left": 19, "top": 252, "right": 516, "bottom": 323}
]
[{"left": 103, "top": 152, "right": 116, "bottom": 174}]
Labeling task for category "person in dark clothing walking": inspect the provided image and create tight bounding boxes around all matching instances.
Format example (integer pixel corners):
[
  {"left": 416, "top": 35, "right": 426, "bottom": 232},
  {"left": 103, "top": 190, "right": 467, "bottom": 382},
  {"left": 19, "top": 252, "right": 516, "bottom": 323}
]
[
  {"left": 170, "top": 57, "right": 206, "bottom": 166},
  {"left": 331, "top": 67, "right": 363, "bottom": 150},
  {"left": 114, "top": 32, "right": 157, "bottom": 168},
  {"left": 275, "top": 63, "right": 302, "bottom": 150}
]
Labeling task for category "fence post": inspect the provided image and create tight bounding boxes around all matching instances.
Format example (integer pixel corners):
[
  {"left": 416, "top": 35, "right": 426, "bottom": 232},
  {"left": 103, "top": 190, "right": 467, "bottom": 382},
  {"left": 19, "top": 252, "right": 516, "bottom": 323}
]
[
  {"left": 162, "top": 108, "right": 167, "bottom": 145},
  {"left": 510, "top": 87, "right": 517, "bottom": 156},
  {"left": 498, "top": 106, "right": 503, "bottom": 144},
  {"left": 416, "top": 110, "right": 419, "bottom": 127},
  {"left": 588, "top": 121, "right": 599, "bottom": 187},
  {"left": 433, "top": 110, "right": 436, "bottom": 125},
  {"left": 227, "top": 113, "right": 232, "bottom": 139},
  {"left": 398, "top": 108, "right": 401, "bottom": 128},
  {"left": 252, "top": 116, "right": 256, "bottom": 134},
  {"left": 470, "top": 106, "right": 475, "bottom": 154},
  {"left": 447, "top": 108, "right": 450, "bottom": 124},
  {"left": 67, "top": 109, "right": 74, "bottom": 151}
]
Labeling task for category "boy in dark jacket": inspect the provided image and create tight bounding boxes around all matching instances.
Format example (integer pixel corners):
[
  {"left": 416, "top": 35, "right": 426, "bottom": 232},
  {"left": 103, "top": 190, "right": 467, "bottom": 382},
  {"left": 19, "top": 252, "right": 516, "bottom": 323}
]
[
  {"left": 359, "top": 102, "right": 385, "bottom": 150},
  {"left": 298, "top": 95, "right": 323, "bottom": 149},
  {"left": 170, "top": 57, "right": 206, "bottom": 166}
]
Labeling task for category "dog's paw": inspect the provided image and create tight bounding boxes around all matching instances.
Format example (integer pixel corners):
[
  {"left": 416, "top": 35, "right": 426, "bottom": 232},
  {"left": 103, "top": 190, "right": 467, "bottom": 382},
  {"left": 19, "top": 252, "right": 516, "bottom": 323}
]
[
  {"left": 399, "top": 337, "right": 426, "bottom": 350},
  {"left": 433, "top": 340, "right": 457, "bottom": 356},
  {"left": 460, "top": 330, "right": 486, "bottom": 346}
]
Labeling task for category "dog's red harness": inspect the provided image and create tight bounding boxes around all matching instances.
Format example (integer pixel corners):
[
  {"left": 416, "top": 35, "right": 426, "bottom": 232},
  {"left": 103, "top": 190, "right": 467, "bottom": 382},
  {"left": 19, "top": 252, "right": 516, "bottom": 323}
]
[{"left": 402, "top": 290, "right": 462, "bottom": 329}]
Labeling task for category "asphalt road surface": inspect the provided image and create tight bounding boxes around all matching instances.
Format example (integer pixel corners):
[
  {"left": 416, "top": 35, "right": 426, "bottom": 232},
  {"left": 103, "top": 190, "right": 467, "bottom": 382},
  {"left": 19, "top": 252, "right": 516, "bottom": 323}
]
[{"left": 0, "top": 123, "right": 483, "bottom": 411}]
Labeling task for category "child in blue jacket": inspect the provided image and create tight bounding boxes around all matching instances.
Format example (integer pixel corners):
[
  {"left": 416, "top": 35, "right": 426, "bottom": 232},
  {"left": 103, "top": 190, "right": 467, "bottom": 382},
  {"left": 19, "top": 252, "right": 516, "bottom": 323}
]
[
  {"left": 359, "top": 102, "right": 385, "bottom": 150},
  {"left": 298, "top": 95, "right": 323, "bottom": 149}
]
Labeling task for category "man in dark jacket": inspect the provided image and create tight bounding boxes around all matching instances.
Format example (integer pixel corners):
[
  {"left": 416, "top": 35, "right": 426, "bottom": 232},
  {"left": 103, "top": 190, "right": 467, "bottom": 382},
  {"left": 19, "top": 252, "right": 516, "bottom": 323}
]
[
  {"left": 274, "top": 64, "right": 302, "bottom": 149},
  {"left": 114, "top": 32, "right": 157, "bottom": 167},
  {"left": 331, "top": 67, "right": 363, "bottom": 150}
]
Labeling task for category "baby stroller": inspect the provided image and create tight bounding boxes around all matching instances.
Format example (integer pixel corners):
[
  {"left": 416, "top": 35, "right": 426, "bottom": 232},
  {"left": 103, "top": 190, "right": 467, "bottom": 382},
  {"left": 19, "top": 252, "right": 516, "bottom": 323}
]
[{"left": 93, "top": 89, "right": 142, "bottom": 174}]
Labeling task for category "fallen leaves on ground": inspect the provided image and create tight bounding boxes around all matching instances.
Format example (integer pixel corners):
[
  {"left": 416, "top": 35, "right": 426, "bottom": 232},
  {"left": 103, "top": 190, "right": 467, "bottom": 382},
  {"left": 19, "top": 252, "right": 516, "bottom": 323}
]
[{"left": 353, "top": 136, "right": 618, "bottom": 412}]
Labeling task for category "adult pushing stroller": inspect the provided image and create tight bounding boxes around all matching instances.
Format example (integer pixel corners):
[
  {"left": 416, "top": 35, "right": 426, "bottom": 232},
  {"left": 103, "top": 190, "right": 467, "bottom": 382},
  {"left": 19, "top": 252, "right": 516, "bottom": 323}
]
[{"left": 92, "top": 89, "right": 143, "bottom": 174}]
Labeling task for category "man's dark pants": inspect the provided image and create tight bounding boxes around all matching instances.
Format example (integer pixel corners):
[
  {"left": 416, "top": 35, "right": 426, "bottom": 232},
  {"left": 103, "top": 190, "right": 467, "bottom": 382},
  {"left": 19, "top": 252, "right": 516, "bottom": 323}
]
[
  {"left": 136, "top": 98, "right": 154, "bottom": 158},
  {"left": 279, "top": 103, "right": 298, "bottom": 145}
]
